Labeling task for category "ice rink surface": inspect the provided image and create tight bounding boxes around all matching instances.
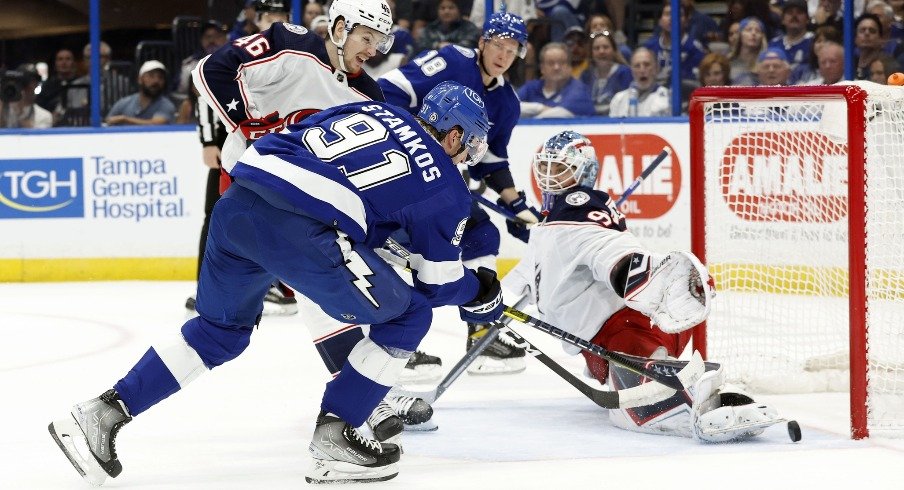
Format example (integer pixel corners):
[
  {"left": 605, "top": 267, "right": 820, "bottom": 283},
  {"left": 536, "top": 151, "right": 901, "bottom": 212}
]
[{"left": 2, "top": 281, "right": 903, "bottom": 489}]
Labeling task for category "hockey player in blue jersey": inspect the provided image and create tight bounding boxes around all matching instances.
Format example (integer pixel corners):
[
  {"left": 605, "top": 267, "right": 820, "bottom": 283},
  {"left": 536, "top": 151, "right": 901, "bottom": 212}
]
[
  {"left": 48, "top": 82, "right": 502, "bottom": 485},
  {"left": 377, "top": 10, "right": 542, "bottom": 375}
]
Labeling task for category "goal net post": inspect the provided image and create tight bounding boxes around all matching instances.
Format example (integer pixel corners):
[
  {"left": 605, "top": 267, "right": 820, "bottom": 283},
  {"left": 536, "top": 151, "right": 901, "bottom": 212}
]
[{"left": 688, "top": 82, "right": 904, "bottom": 439}]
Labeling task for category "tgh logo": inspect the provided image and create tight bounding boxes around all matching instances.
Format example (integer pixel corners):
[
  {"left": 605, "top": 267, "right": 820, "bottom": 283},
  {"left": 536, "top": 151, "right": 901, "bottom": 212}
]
[{"left": 0, "top": 158, "right": 84, "bottom": 219}]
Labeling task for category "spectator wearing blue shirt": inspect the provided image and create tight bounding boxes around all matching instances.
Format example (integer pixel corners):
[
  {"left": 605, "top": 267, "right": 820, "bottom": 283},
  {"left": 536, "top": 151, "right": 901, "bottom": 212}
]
[
  {"left": 580, "top": 30, "right": 632, "bottom": 115},
  {"left": 644, "top": 2, "right": 706, "bottom": 85},
  {"left": 650, "top": 0, "right": 720, "bottom": 47},
  {"left": 105, "top": 60, "right": 176, "bottom": 126},
  {"left": 519, "top": 42, "right": 594, "bottom": 118},
  {"left": 768, "top": 0, "right": 815, "bottom": 71},
  {"left": 535, "top": 0, "right": 583, "bottom": 42}
]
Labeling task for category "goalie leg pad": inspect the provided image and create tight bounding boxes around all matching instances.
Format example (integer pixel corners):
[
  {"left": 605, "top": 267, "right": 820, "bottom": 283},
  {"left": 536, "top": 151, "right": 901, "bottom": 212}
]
[
  {"left": 618, "top": 251, "right": 715, "bottom": 334},
  {"left": 580, "top": 307, "right": 693, "bottom": 385}
]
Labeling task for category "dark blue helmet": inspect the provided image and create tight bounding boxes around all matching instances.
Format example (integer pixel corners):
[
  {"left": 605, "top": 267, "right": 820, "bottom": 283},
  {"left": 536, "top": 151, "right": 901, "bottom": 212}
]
[
  {"left": 483, "top": 11, "right": 528, "bottom": 58},
  {"left": 418, "top": 81, "right": 490, "bottom": 165}
]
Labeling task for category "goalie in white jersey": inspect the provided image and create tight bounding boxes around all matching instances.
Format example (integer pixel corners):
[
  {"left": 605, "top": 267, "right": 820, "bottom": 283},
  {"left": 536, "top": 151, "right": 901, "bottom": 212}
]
[{"left": 503, "top": 131, "right": 787, "bottom": 442}]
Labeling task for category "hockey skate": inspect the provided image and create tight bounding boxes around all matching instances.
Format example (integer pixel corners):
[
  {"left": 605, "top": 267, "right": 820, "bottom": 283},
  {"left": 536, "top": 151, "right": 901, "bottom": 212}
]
[
  {"left": 48, "top": 389, "right": 132, "bottom": 486},
  {"left": 262, "top": 281, "right": 298, "bottom": 316},
  {"left": 398, "top": 350, "right": 443, "bottom": 384},
  {"left": 466, "top": 323, "right": 526, "bottom": 375},
  {"left": 387, "top": 395, "right": 437, "bottom": 432},
  {"left": 307, "top": 412, "right": 400, "bottom": 484},
  {"left": 366, "top": 400, "right": 404, "bottom": 445}
]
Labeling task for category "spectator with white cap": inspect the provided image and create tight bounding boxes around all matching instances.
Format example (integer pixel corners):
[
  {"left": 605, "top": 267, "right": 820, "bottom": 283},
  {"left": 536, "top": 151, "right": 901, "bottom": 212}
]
[{"left": 105, "top": 60, "right": 176, "bottom": 125}]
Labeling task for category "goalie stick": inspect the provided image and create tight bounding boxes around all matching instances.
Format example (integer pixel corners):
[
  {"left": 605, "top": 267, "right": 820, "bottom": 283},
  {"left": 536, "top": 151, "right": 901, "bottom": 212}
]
[
  {"left": 471, "top": 146, "right": 672, "bottom": 222},
  {"left": 502, "top": 306, "right": 703, "bottom": 391}
]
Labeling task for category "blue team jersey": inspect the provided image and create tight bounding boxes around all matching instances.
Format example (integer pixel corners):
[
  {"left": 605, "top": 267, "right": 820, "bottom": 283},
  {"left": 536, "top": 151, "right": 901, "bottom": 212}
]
[
  {"left": 545, "top": 186, "right": 627, "bottom": 232},
  {"left": 518, "top": 78, "right": 595, "bottom": 117},
  {"left": 643, "top": 34, "right": 706, "bottom": 82},
  {"left": 768, "top": 32, "right": 814, "bottom": 70},
  {"left": 231, "top": 101, "right": 478, "bottom": 306},
  {"left": 377, "top": 45, "right": 520, "bottom": 181}
]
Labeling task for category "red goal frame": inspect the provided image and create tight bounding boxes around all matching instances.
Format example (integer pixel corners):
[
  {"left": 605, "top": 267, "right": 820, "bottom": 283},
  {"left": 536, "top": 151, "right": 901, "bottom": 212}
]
[{"left": 688, "top": 86, "right": 869, "bottom": 439}]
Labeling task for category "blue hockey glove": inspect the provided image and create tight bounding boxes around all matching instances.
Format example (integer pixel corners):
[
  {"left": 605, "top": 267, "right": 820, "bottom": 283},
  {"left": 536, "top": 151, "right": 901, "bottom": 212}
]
[
  {"left": 499, "top": 191, "right": 542, "bottom": 243},
  {"left": 459, "top": 267, "right": 504, "bottom": 324}
]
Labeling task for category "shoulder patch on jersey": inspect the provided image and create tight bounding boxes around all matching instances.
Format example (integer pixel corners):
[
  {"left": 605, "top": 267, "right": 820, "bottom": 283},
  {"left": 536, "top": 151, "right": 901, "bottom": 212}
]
[
  {"left": 565, "top": 191, "right": 590, "bottom": 206},
  {"left": 453, "top": 45, "right": 476, "bottom": 58},
  {"left": 282, "top": 23, "right": 308, "bottom": 35},
  {"left": 452, "top": 217, "right": 468, "bottom": 246}
]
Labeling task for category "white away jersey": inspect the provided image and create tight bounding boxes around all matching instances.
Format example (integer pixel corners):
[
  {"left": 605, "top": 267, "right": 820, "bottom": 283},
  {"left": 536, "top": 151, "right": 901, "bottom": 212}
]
[
  {"left": 192, "top": 22, "right": 384, "bottom": 172},
  {"left": 503, "top": 188, "right": 643, "bottom": 351}
]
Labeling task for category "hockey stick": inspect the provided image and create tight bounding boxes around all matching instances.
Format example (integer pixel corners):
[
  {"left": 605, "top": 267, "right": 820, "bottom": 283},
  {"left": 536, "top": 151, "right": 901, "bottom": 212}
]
[
  {"left": 469, "top": 146, "right": 672, "bottom": 223},
  {"left": 615, "top": 146, "right": 671, "bottom": 207},
  {"left": 502, "top": 306, "right": 703, "bottom": 391},
  {"left": 499, "top": 324, "right": 678, "bottom": 409},
  {"left": 380, "top": 238, "right": 701, "bottom": 393}
]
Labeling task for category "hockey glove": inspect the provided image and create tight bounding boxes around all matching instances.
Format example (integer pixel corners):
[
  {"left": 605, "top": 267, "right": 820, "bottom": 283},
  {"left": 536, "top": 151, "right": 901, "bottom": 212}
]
[
  {"left": 613, "top": 251, "right": 715, "bottom": 333},
  {"left": 239, "top": 111, "right": 284, "bottom": 140},
  {"left": 459, "top": 267, "right": 504, "bottom": 324},
  {"left": 499, "top": 191, "right": 542, "bottom": 243}
]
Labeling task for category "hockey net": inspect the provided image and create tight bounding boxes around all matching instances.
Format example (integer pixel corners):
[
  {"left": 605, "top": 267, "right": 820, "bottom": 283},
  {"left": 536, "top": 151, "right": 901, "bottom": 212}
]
[{"left": 689, "top": 82, "right": 904, "bottom": 439}]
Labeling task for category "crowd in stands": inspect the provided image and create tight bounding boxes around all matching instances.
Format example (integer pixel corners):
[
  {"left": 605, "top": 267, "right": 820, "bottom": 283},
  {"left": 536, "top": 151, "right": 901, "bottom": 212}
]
[{"left": 4, "top": 0, "right": 904, "bottom": 128}]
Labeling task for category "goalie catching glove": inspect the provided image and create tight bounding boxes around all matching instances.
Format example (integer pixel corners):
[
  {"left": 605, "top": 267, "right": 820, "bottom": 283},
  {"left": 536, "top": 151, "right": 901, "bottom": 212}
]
[
  {"left": 610, "top": 251, "right": 715, "bottom": 333},
  {"left": 459, "top": 267, "right": 503, "bottom": 324}
]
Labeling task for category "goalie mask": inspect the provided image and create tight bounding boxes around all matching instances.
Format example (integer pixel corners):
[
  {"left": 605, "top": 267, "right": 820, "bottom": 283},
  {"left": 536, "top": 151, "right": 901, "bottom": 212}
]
[{"left": 532, "top": 130, "right": 599, "bottom": 211}]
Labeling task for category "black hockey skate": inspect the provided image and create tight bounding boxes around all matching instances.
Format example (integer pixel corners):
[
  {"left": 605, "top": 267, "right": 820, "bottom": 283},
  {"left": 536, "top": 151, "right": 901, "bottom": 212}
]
[
  {"left": 366, "top": 400, "right": 404, "bottom": 445},
  {"left": 307, "top": 412, "right": 400, "bottom": 484},
  {"left": 386, "top": 395, "right": 437, "bottom": 432},
  {"left": 466, "top": 323, "right": 527, "bottom": 375},
  {"left": 262, "top": 281, "right": 298, "bottom": 316},
  {"left": 48, "top": 389, "right": 132, "bottom": 486},
  {"left": 398, "top": 350, "right": 443, "bottom": 383}
]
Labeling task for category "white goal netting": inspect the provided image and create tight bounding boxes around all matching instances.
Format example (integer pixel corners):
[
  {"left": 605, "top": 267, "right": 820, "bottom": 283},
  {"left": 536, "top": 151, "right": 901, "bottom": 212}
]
[{"left": 692, "top": 82, "right": 904, "bottom": 437}]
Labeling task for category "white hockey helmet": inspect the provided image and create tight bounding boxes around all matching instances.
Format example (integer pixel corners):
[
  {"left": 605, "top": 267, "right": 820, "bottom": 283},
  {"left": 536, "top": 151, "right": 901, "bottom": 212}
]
[
  {"left": 532, "top": 130, "right": 599, "bottom": 194},
  {"left": 328, "top": 0, "right": 395, "bottom": 54}
]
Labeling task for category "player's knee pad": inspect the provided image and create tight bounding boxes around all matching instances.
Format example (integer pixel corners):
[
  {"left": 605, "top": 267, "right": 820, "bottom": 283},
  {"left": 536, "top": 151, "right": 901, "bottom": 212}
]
[
  {"left": 181, "top": 316, "right": 254, "bottom": 368},
  {"left": 367, "top": 290, "right": 432, "bottom": 352}
]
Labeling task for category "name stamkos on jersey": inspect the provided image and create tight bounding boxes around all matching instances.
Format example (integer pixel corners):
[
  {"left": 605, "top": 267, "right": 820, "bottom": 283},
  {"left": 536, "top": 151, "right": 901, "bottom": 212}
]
[
  {"left": 565, "top": 191, "right": 590, "bottom": 206},
  {"left": 360, "top": 104, "right": 443, "bottom": 182},
  {"left": 282, "top": 23, "right": 308, "bottom": 35}
]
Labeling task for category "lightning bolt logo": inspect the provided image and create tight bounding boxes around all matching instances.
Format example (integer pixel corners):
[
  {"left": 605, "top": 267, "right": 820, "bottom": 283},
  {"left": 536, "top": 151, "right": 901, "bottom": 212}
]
[{"left": 345, "top": 251, "right": 379, "bottom": 307}]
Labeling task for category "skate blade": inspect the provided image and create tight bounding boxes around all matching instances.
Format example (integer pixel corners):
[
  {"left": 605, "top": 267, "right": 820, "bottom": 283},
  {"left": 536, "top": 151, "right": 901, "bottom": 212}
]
[
  {"left": 305, "top": 459, "right": 398, "bottom": 484},
  {"left": 397, "top": 365, "right": 443, "bottom": 384},
  {"left": 466, "top": 356, "right": 526, "bottom": 376},
  {"left": 403, "top": 420, "right": 438, "bottom": 432},
  {"left": 48, "top": 417, "right": 108, "bottom": 486}
]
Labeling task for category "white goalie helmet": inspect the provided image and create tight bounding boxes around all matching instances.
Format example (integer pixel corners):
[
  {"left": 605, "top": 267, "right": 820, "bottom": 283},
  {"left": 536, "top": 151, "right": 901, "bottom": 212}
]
[
  {"left": 532, "top": 130, "right": 599, "bottom": 194},
  {"left": 328, "top": 0, "right": 395, "bottom": 55}
]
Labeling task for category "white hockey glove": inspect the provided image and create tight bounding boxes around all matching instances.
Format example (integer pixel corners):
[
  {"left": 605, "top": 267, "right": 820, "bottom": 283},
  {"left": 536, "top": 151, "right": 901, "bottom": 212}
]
[{"left": 617, "top": 251, "right": 715, "bottom": 333}]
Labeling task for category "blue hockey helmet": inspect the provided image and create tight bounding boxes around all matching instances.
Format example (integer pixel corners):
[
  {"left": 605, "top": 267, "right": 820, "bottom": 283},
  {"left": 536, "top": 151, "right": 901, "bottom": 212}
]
[
  {"left": 418, "top": 81, "right": 490, "bottom": 165},
  {"left": 483, "top": 11, "right": 528, "bottom": 58},
  {"left": 533, "top": 130, "right": 599, "bottom": 194}
]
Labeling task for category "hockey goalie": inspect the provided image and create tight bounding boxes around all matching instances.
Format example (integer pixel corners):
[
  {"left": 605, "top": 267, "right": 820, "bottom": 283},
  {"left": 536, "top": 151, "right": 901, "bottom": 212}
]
[{"left": 502, "top": 131, "right": 787, "bottom": 442}]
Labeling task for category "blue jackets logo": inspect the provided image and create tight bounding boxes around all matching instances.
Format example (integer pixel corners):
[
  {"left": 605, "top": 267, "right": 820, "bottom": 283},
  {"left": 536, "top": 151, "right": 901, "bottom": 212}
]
[{"left": 0, "top": 158, "right": 83, "bottom": 219}]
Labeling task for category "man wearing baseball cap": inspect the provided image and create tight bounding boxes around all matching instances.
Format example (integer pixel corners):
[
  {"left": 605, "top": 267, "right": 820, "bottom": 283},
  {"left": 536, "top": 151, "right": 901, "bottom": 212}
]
[
  {"left": 767, "top": 0, "right": 814, "bottom": 71},
  {"left": 106, "top": 60, "right": 176, "bottom": 125},
  {"left": 756, "top": 47, "right": 792, "bottom": 85}
]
